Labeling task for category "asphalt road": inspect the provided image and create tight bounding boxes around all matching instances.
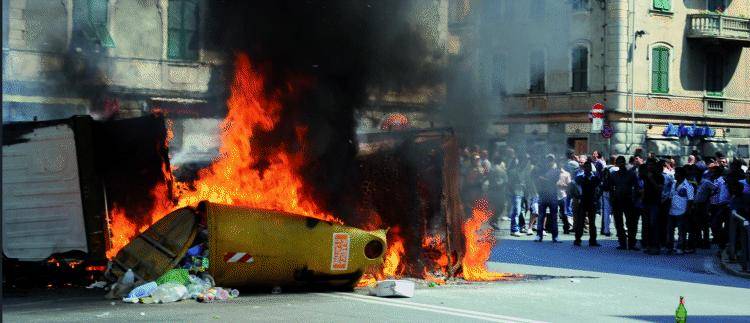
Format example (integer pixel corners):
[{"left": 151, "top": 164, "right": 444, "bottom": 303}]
[{"left": 4, "top": 222, "right": 750, "bottom": 323}]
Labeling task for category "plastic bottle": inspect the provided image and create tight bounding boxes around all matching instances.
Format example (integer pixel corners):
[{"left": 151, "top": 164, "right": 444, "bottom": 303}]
[
  {"left": 675, "top": 296, "right": 687, "bottom": 323},
  {"left": 214, "top": 287, "right": 230, "bottom": 301},
  {"left": 122, "top": 269, "right": 135, "bottom": 285}
]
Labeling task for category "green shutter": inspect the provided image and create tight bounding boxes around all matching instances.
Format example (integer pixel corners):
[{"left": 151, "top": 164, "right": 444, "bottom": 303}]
[
  {"left": 168, "top": 0, "right": 198, "bottom": 60},
  {"left": 654, "top": 0, "right": 671, "bottom": 11},
  {"left": 652, "top": 47, "right": 669, "bottom": 94},
  {"left": 72, "top": 0, "right": 114, "bottom": 48}
]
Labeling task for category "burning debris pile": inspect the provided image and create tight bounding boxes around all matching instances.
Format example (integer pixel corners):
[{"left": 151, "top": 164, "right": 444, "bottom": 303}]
[
  {"left": 1, "top": 1, "right": 515, "bottom": 294},
  {"left": 105, "top": 54, "right": 513, "bottom": 289}
]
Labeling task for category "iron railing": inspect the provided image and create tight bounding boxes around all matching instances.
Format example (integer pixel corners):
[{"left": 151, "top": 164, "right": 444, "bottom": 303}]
[
  {"left": 726, "top": 210, "right": 750, "bottom": 272},
  {"left": 687, "top": 14, "right": 750, "bottom": 43}
]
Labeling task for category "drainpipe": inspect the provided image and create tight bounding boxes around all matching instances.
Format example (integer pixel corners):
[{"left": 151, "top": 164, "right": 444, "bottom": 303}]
[{"left": 629, "top": 0, "right": 636, "bottom": 154}]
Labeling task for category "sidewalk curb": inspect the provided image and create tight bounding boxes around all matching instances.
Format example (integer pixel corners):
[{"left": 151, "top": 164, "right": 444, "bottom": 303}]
[{"left": 717, "top": 250, "right": 750, "bottom": 279}]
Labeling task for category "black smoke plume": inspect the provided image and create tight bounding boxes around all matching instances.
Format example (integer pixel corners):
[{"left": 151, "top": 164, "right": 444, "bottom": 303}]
[{"left": 207, "top": 0, "right": 444, "bottom": 218}]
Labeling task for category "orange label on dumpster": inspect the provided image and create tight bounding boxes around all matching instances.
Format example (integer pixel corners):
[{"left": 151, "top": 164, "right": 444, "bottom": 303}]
[{"left": 331, "top": 233, "right": 350, "bottom": 271}]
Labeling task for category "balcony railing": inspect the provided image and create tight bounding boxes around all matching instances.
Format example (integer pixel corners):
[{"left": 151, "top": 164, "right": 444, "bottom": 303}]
[{"left": 687, "top": 14, "right": 750, "bottom": 44}]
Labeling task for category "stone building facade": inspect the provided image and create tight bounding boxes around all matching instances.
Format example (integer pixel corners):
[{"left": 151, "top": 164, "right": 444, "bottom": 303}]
[
  {"left": 450, "top": 0, "right": 750, "bottom": 160},
  {"left": 2, "top": 0, "right": 225, "bottom": 122}
]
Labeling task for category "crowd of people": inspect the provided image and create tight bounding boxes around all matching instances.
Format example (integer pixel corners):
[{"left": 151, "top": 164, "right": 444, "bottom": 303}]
[{"left": 460, "top": 145, "right": 750, "bottom": 255}]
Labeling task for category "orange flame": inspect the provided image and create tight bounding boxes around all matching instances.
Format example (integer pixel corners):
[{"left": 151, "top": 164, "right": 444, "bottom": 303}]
[
  {"left": 461, "top": 198, "right": 513, "bottom": 281},
  {"left": 421, "top": 234, "right": 449, "bottom": 284},
  {"left": 106, "top": 206, "right": 139, "bottom": 259},
  {"left": 106, "top": 54, "right": 338, "bottom": 259},
  {"left": 380, "top": 229, "right": 406, "bottom": 279}
]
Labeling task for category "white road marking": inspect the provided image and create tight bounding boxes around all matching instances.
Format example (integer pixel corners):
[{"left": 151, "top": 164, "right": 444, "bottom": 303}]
[{"left": 314, "top": 292, "right": 547, "bottom": 323}]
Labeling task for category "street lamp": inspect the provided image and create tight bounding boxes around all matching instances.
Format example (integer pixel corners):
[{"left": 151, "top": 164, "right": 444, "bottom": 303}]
[{"left": 629, "top": 27, "right": 647, "bottom": 154}]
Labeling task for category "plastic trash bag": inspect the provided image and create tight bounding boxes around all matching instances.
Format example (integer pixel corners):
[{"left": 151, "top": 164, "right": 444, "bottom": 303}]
[
  {"left": 150, "top": 283, "right": 189, "bottom": 304},
  {"left": 156, "top": 269, "right": 190, "bottom": 286},
  {"left": 123, "top": 282, "right": 158, "bottom": 302}
]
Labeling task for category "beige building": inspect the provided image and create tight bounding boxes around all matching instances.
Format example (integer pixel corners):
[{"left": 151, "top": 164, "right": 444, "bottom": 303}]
[
  {"left": 2, "top": 0, "right": 225, "bottom": 122},
  {"left": 450, "top": 0, "right": 750, "bottom": 160}
]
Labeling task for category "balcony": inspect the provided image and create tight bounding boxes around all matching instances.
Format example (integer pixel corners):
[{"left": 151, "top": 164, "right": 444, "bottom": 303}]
[{"left": 687, "top": 14, "right": 750, "bottom": 45}]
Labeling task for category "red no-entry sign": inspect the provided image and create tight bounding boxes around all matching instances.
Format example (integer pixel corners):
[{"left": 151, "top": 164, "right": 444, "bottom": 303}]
[{"left": 591, "top": 103, "right": 605, "bottom": 119}]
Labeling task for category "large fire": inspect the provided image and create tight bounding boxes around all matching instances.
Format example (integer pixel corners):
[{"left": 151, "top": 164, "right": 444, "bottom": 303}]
[
  {"left": 106, "top": 54, "right": 336, "bottom": 258},
  {"left": 106, "top": 54, "right": 509, "bottom": 285}
]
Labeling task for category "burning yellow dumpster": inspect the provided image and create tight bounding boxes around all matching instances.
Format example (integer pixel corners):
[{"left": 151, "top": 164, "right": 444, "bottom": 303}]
[{"left": 111, "top": 202, "right": 386, "bottom": 290}]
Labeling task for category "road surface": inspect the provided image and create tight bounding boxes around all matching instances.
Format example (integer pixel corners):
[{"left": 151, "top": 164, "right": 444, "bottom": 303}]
[{"left": 4, "top": 227, "right": 749, "bottom": 322}]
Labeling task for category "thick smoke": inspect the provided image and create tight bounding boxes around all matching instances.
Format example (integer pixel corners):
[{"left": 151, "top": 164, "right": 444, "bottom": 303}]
[{"left": 207, "top": 0, "right": 445, "bottom": 218}]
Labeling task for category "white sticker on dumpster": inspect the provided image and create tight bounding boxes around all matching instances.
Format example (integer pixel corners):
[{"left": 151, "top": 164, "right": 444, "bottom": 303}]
[{"left": 331, "top": 233, "right": 350, "bottom": 271}]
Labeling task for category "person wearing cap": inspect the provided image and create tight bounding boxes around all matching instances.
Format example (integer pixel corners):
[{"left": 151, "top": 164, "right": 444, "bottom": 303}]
[{"left": 534, "top": 154, "right": 562, "bottom": 243}]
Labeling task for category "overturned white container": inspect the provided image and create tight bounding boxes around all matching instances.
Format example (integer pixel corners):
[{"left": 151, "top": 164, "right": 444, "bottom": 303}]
[{"left": 368, "top": 280, "right": 415, "bottom": 298}]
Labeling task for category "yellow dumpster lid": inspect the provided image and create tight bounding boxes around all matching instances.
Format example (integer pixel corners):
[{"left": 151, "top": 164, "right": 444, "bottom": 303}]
[{"left": 111, "top": 207, "right": 199, "bottom": 282}]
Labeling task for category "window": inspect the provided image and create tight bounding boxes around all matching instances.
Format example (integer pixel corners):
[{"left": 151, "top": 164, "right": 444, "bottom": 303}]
[
  {"left": 571, "top": 46, "right": 588, "bottom": 92},
  {"left": 571, "top": 0, "right": 590, "bottom": 11},
  {"left": 706, "top": 53, "right": 724, "bottom": 97},
  {"left": 72, "top": 0, "right": 115, "bottom": 48},
  {"left": 707, "top": 0, "right": 725, "bottom": 12},
  {"left": 652, "top": 0, "right": 671, "bottom": 12},
  {"left": 491, "top": 54, "right": 504, "bottom": 95},
  {"left": 651, "top": 47, "right": 670, "bottom": 94},
  {"left": 168, "top": 0, "right": 199, "bottom": 60},
  {"left": 529, "top": 50, "right": 545, "bottom": 93},
  {"left": 530, "top": 0, "right": 545, "bottom": 19},
  {"left": 706, "top": 100, "right": 724, "bottom": 113}
]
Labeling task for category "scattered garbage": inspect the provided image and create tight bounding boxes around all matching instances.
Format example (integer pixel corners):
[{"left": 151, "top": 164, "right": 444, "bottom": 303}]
[
  {"left": 122, "top": 269, "right": 135, "bottom": 285},
  {"left": 140, "top": 312, "right": 145, "bottom": 316},
  {"left": 271, "top": 286, "right": 282, "bottom": 294},
  {"left": 149, "top": 283, "right": 189, "bottom": 304},
  {"left": 95, "top": 312, "right": 110, "bottom": 318},
  {"left": 197, "top": 287, "right": 239, "bottom": 303},
  {"left": 86, "top": 281, "right": 107, "bottom": 289},
  {"left": 105, "top": 271, "right": 139, "bottom": 300},
  {"left": 156, "top": 269, "right": 191, "bottom": 286},
  {"left": 123, "top": 282, "right": 158, "bottom": 303},
  {"left": 569, "top": 279, "right": 581, "bottom": 284},
  {"left": 187, "top": 274, "right": 214, "bottom": 299},
  {"left": 368, "top": 280, "right": 415, "bottom": 298}
]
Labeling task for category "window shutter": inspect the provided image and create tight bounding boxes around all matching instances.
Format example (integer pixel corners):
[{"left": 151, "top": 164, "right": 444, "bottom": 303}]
[
  {"left": 651, "top": 49, "right": 660, "bottom": 92},
  {"left": 661, "top": 50, "right": 669, "bottom": 92},
  {"left": 652, "top": 48, "right": 669, "bottom": 93}
]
